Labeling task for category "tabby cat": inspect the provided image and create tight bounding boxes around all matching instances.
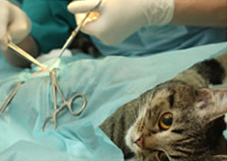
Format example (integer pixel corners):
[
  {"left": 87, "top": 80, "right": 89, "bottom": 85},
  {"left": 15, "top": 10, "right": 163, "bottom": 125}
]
[{"left": 99, "top": 52, "right": 227, "bottom": 161}]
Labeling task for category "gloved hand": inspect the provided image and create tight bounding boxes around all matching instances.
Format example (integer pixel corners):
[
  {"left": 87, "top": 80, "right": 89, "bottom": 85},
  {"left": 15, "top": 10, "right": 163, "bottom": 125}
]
[
  {"left": 0, "top": 0, "right": 31, "bottom": 51},
  {"left": 68, "top": 0, "right": 174, "bottom": 45}
]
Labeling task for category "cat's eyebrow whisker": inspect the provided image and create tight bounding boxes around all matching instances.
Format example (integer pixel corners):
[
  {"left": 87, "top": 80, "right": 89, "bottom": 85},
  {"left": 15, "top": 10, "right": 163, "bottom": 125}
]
[
  {"left": 130, "top": 107, "right": 138, "bottom": 121},
  {"left": 138, "top": 99, "right": 143, "bottom": 110}
]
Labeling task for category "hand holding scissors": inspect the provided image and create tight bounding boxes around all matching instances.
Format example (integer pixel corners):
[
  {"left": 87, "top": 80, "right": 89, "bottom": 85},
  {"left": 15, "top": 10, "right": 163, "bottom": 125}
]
[
  {"left": 41, "top": 70, "right": 86, "bottom": 132},
  {"left": 56, "top": 0, "right": 102, "bottom": 59}
]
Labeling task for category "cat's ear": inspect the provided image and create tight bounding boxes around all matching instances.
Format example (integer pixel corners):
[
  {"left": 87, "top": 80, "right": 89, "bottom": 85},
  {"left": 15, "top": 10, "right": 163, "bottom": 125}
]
[{"left": 195, "top": 89, "right": 227, "bottom": 122}]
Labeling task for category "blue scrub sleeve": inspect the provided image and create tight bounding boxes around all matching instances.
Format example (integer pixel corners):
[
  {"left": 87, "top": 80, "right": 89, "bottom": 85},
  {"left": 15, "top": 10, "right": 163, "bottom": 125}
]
[{"left": 22, "top": 0, "right": 76, "bottom": 53}]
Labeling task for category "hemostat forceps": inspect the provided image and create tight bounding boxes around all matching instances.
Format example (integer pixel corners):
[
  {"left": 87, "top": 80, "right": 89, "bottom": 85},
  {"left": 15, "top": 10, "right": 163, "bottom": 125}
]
[
  {"left": 8, "top": 42, "right": 46, "bottom": 69},
  {"left": 41, "top": 70, "right": 86, "bottom": 132},
  {"left": 0, "top": 82, "right": 24, "bottom": 116}
]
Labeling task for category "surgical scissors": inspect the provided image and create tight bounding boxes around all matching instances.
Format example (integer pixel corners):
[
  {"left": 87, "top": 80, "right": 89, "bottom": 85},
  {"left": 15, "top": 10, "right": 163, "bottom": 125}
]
[
  {"left": 56, "top": 0, "right": 102, "bottom": 59},
  {"left": 41, "top": 70, "right": 86, "bottom": 132}
]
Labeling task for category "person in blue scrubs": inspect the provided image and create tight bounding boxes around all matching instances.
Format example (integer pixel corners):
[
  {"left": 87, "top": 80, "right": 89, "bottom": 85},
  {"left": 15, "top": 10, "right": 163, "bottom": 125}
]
[{"left": 0, "top": 0, "right": 226, "bottom": 67}]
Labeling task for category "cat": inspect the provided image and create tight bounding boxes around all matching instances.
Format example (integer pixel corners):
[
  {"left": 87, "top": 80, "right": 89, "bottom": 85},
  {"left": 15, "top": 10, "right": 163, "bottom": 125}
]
[{"left": 99, "top": 52, "right": 227, "bottom": 161}]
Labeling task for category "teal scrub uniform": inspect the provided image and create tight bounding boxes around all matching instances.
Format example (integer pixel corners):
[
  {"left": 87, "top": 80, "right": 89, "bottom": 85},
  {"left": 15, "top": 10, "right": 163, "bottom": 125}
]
[{"left": 22, "top": 0, "right": 227, "bottom": 56}]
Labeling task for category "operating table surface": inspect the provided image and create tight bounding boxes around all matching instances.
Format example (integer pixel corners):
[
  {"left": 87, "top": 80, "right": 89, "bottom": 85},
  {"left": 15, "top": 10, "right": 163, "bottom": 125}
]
[{"left": 0, "top": 42, "right": 226, "bottom": 161}]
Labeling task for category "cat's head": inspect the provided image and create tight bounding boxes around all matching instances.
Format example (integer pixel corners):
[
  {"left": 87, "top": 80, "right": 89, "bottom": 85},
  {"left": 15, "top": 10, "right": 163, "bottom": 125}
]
[{"left": 126, "top": 80, "right": 227, "bottom": 161}]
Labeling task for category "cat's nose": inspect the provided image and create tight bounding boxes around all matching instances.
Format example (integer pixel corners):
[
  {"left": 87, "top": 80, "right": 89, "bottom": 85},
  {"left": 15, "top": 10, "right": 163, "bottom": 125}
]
[{"left": 135, "top": 137, "right": 144, "bottom": 149}]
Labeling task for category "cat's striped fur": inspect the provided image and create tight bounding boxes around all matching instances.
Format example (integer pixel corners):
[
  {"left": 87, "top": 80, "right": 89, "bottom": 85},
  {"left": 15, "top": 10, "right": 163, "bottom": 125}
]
[{"left": 100, "top": 52, "right": 227, "bottom": 161}]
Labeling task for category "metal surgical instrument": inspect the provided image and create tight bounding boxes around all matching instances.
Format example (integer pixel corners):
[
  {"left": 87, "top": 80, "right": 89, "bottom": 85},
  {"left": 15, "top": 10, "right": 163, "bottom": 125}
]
[
  {"left": 56, "top": 0, "right": 102, "bottom": 59},
  {"left": 41, "top": 70, "right": 86, "bottom": 132},
  {"left": 8, "top": 42, "right": 47, "bottom": 69},
  {"left": 0, "top": 82, "right": 24, "bottom": 116}
]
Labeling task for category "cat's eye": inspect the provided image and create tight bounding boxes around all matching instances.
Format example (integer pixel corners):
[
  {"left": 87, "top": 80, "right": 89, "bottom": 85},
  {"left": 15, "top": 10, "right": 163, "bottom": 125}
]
[
  {"left": 159, "top": 113, "right": 173, "bottom": 130},
  {"left": 158, "top": 152, "right": 169, "bottom": 161}
]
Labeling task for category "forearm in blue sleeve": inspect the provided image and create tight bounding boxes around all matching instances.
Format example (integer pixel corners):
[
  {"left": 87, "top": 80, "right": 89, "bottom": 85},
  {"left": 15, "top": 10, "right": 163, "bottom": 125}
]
[{"left": 22, "top": 0, "right": 76, "bottom": 53}]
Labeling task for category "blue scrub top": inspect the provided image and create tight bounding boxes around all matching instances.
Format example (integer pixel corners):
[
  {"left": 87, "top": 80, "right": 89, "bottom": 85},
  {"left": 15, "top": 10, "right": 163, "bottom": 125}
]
[{"left": 22, "top": 0, "right": 226, "bottom": 56}]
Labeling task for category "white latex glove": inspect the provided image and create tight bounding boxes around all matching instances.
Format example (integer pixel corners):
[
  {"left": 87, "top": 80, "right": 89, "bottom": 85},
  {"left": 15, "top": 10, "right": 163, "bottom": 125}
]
[
  {"left": 0, "top": 0, "right": 31, "bottom": 51},
  {"left": 68, "top": 0, "right": 174, "bottom": 45}
]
